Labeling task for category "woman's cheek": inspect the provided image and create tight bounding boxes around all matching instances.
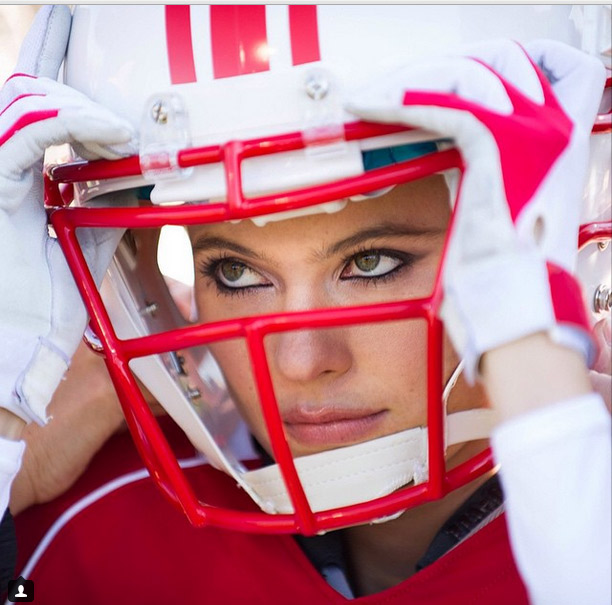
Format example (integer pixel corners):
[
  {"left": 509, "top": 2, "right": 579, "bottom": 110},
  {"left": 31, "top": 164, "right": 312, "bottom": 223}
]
[{"left": 209, "top": 340, "right": 270, "bottom": 435}]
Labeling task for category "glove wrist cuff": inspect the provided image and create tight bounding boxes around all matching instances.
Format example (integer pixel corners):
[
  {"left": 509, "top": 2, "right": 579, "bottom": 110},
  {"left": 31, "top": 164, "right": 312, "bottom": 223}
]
[
  {"left": 0, "top": 329, "right": 68, "bottom": 425},
  {"left": 547, "top": 263, "right": 596, "bottom": 367}
]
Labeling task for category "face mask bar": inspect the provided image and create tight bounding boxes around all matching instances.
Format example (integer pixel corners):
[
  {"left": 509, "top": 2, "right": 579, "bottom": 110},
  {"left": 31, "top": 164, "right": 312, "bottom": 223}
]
[
  {"left": 42, "top": 121, "right": 483, "bottom": 534},
  {"left": 41, "top": 109, "right": 605, "bottom": 533}
]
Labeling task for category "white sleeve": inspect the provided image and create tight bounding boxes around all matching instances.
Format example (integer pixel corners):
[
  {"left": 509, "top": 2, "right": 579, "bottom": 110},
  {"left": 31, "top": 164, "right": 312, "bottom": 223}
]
[
  {"left": 492, "top": 393, "right": 611, "bottom": 605},
  {"left": 0, "top": 437, "right": 25, "bottom": 517}
]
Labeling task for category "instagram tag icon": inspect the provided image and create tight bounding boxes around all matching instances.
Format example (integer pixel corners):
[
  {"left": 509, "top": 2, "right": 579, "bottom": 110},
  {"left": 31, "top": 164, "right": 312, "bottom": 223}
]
[{"left": 7, "top": 576, "right": 34, "bottom": 602}]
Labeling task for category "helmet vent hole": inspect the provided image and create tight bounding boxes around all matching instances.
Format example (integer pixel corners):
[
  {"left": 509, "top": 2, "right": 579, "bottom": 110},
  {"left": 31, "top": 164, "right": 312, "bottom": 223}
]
[{"left": 533, "top": 216, "right": 545, "bottom": 246}]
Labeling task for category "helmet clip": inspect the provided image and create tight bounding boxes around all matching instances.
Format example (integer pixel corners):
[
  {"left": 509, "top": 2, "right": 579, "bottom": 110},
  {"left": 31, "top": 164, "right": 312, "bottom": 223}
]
[
  {"left": 139, "top": 92, "right": 194, "bottom": 182},
  {"left": 301, "top": 68, "right": 347, "bottom": 159}
]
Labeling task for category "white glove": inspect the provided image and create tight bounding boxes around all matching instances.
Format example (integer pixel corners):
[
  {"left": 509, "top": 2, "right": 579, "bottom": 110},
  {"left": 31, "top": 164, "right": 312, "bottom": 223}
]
[
  {"left": 0, "top": 6, "right": 135, "bottom": 424},
  {"left": 348, "top": 40, "right": 606, "bottom": 380}
]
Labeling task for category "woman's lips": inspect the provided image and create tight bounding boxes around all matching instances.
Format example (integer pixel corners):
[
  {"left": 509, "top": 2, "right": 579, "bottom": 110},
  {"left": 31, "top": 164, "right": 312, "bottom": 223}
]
[{"left": 282, "top": 406, "right": 388, "bottom": 447}]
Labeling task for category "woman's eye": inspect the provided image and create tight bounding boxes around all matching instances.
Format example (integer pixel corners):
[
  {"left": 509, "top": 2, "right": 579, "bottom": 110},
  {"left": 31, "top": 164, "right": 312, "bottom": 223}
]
[
  {"left": 342, "top": 251, "right": 403, "bottom": 279},
  {"left": 217, "top": 260, "right": 267, "bottom": 288}
]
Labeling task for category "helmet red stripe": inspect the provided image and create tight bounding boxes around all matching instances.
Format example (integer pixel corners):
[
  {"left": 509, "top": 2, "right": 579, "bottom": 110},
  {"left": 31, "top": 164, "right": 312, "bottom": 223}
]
[
  {"left": 210, "top": 5, "right": 269, "bottom": 79},
  {"left": 165, "top": 5, "right": 197, "bottom": 84},
  {"left": 289, "top": 5, "right": 320, "bottom": 66}
]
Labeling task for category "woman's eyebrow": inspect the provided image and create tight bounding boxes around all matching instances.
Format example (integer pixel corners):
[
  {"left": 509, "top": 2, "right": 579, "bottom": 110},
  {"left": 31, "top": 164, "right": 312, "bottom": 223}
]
[
  {"left": 191, "top": 235, "right": 263, "bottom": 260},
  {"left": 191, "top": 223, "right": 443, "bottom": 261},
  {"left": 326, "top": 223, "right": 444, "bottom": 257}
]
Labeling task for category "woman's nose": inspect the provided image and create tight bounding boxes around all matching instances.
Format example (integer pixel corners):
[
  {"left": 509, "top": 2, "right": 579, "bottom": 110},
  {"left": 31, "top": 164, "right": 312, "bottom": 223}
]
[{"left": 268, "top": 325, "right": 353, "bottom": 384}]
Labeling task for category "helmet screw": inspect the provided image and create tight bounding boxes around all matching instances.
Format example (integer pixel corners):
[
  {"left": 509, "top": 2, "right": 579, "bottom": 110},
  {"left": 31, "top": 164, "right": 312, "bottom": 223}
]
[
  {"left": 593, "top": 284, "right": 612, "bottom": 314},
  {"left": 150, "top": 100, "right": 169, "bottom": 125},
  {"left": 305, "top": 74, "right": 330, "bottom": 101},
  {"left": 598, "top": 240, "right": 609, "bottom": 251},
  {"left": 187, "top": 386, "right": 202, "bottom": 400},
  {"left": 140, "top": 302, "right": 159, "bottom": 316}
]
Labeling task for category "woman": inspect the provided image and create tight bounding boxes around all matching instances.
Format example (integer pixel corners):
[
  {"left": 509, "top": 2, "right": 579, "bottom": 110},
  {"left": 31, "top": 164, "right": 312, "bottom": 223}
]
[{"left": 1, "top": 5, "right": 610, "bottom": 604}]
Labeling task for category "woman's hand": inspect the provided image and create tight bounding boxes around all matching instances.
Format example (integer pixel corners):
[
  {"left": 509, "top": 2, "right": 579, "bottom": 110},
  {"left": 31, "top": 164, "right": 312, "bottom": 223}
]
[{"left": 9, "top": 341, "right": 125, "bottom": 515}]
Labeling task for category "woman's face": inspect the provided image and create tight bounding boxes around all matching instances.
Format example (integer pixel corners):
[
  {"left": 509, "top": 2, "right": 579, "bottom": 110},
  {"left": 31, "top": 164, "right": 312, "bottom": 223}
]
[{"left": 190, "top": 176, "right": 485, "bottom": 458}]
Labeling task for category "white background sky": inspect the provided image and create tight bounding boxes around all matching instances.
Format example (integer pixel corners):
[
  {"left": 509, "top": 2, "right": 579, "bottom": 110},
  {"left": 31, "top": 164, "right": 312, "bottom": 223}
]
[{"left": 0, "top": 5, "right": 38, "bottom": 82}]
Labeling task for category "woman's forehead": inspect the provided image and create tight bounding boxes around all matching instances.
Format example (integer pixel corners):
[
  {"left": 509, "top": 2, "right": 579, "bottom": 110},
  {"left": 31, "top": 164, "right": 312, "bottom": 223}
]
[{"left": 190, "top": 176, "right": 450, "bottom": 249}]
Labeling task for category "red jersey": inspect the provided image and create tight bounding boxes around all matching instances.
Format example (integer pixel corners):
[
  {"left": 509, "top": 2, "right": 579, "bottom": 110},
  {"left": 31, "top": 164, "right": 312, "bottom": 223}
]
[{"left": 14, "top": 419, "right": 529, "bottom": 604}]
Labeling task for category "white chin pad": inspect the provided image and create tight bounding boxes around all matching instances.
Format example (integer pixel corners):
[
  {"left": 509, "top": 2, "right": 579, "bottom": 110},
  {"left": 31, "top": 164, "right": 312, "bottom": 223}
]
[{"left": 240, "top": 408, "right": 498, "bottom": 515}]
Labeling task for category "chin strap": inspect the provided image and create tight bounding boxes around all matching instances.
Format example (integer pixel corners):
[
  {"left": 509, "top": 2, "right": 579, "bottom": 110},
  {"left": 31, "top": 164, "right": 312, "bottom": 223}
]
[{"left": 241, "top": 407, "right": 499, "bottom": 515}]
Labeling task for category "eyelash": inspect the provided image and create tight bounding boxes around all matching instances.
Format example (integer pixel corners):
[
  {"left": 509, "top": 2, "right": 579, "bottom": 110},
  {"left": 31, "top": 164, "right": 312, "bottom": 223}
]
[{"left": 197, "top": 248, "right": 419, "bottom": 297}]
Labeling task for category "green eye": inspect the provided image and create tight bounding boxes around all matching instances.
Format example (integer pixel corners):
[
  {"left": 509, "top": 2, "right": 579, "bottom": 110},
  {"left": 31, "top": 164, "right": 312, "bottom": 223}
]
[
  {"left": 354, "top": 252, "right": 381, "bottom": 273},
  {"left": 220, "top": 260, "right": 246, "bottom": 282},
  {"left": 213, "top": 259, "right": 269, "bottom": 290},
  {"left": 341, "top": 250, "right": 407, "bottom": 281}
]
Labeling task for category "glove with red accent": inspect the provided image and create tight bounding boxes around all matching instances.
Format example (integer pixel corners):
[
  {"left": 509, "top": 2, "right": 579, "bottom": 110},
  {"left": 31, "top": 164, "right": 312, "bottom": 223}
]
[
  {"left": 348, "top": 40, "right": 606, "bottom": 380},
  {"left": 0, "top": 6, "right": 135, "bottom": 424}
]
